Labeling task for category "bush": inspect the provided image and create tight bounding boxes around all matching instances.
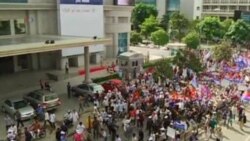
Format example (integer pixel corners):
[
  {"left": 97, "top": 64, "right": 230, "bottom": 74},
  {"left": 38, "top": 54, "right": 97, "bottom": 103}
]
[
  {"left": 143, "top": 62, "right": 155, "bottom": 68},
  {"left": 92, "top": 73, "right": 121, "bottom": 83},
  {"left": 130, "top": 31, "right": 143, "bottom": 45}
]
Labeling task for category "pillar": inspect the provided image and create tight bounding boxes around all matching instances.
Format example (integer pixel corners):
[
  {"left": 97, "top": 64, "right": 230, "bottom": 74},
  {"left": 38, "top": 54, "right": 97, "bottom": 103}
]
[{"left": 84, "top": 46, "right": 92, "bottom": 83}]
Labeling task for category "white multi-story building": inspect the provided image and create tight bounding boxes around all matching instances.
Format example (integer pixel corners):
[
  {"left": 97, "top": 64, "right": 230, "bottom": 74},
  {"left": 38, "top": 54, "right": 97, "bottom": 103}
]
[
  {"left": 202, "top": 0, "right": 250, "bottom": 19},
  {"left": 0, "top": 0, "right": 133, "bottom": 74}
]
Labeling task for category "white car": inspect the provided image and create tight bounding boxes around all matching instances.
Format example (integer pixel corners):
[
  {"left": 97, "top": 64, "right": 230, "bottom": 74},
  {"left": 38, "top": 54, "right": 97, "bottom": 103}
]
[{"left": 2, "top": 98, "right": 35, "bottom": 120}]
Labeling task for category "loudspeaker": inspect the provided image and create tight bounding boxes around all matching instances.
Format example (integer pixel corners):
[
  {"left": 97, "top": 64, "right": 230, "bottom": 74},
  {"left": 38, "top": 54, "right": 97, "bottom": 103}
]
[
  {"left": 50, "top": 40, "right": 55, "bottom": 44},
  {"left": 234, "top": 10, "right": 241, "bottom": 21},
  {"left": 45, "top": 40, "right": 50, "bottom": 44}
]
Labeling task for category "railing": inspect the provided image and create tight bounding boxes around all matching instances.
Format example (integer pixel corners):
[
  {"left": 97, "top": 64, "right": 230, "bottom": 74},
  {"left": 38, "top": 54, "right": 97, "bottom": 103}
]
[{"left": 203, "top": 0, "right": 250, "bottom": 4}]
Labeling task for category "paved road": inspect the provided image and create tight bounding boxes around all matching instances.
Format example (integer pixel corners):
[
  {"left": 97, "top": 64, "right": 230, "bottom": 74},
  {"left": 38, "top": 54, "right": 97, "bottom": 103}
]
[{"left": 130, "top": 46, "right": 171, "bottom": 58}]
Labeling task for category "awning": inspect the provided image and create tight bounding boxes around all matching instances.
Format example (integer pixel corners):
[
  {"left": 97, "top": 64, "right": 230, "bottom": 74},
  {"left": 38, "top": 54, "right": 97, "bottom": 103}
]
[{"left": 0, "top": 35, "right": 112, "bottom": 57}]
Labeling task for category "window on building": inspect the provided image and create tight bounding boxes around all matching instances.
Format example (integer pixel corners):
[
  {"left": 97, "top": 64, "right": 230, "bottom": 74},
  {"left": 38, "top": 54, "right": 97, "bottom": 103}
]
[
  {"left": 118, "top": 33, "right": 128, "bottom": 55},
  {"left": 0, "top": 20, "right": 11, "bottom": 36},
  {"left": 196, "top": 16, "right": 200, "bottom": 20},
  {"left": 14, "top": 19, "right": 26, "bottom": 34},
  {"left": 196, "top": 6, "right": 200, "bottom": 10},
  {"left": 118, "top": 17, "right": 129, "bottom": 23}
]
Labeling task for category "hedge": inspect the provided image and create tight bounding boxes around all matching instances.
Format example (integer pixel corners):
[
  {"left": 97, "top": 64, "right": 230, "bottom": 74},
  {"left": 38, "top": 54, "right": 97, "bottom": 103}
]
[{"left": 92, "top": 73, "right": 121, "bottom": 83}]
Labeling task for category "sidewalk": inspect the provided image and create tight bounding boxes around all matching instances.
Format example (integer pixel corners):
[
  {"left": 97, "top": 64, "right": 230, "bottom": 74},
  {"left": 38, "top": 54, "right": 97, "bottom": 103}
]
[{"left": 0, "top": 58, "right": 116, "bottom": 101}]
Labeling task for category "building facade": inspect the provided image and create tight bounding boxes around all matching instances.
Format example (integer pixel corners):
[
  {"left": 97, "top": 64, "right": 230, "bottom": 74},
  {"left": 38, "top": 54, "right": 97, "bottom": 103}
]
[
  {"left": 135, "top": 0, "right": 180, "bottom": 19},
  {"left": 180, "top": 0, "right": 202, "bottom": 20},
  {"left": 0, "top": 0, "right": 133, "bottom": 74},
  {"left": 202, "top": 0, "right": 250, "bottom": 19}
]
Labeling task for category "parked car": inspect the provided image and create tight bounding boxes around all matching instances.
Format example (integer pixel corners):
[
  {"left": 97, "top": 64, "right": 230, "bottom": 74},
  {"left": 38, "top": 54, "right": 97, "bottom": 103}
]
[
  {"left": 1, "top": 98, "right": 35, "bottom": 120},
  {"left": 101, "top": 79, "right": 123, "bottom": 93},
  {"left": 23, "top": 90, "right": 61, "bottom": 111},
  {"left": 71, "top": 83, "right": 104, "bottom": 99}
]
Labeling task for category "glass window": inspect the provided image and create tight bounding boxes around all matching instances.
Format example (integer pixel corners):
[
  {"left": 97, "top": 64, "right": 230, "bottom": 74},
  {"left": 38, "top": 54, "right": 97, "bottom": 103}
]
[
  {"left": 14, "top": 19, "right": 26, "bottom": 34},
  {"left": 135, "top": 0, "right": 156, "bottom": 5},
  {"left": 45, "top": 94, "right": 58, "bottom": 102},
  {"left": 5, "top": 100, "right": 12, "bottom": 107},
  {"left": 14, "top": 100, "right": 28, "bottom": 109},
  {"left": 167, "top": 0, "right": 180, "bottom": 11},
  {"left": 118, "top": 33, "right": 128, "bottom": 55},
  {"left": 0, "top": 20, "right": 11, "bottom": 36}
]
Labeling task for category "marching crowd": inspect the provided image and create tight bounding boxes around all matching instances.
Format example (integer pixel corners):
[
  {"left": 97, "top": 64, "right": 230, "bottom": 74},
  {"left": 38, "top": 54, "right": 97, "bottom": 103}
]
[{"left": 3, "top": 50, "right": 250, "bottom": 141}]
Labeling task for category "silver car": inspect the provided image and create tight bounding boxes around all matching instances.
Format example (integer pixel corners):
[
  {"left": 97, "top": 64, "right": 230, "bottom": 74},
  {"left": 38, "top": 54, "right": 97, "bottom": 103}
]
[
  {"left": 23, "top": 89, "right": 61, "bottom": 111},
  {"left": 2, "top": 98, "right": 35, "bottom": 120}
]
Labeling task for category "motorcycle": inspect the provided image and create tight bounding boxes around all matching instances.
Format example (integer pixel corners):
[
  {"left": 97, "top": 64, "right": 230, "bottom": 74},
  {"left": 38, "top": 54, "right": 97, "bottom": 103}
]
[{"left": 29, "top": 127, "right": 46, "bottom": 139}]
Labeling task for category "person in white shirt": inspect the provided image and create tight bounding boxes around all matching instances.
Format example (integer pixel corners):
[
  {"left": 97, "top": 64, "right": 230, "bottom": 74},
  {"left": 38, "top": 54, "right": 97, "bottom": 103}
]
[
  {"left": 115, "top": 134, "right": 122, "bottom": 141},
  {"left": 132, "top": 133, "right": 138, "bottom": 141},
  {"left": 49, "top": 112, "right": 56, "bottom": 129},
  {"left": 44, "top": 111, "right": 50, "bottom": 127},
  {"left": 76, "top": 122, "right": 85, "bottom": 134},
  {"left": 72, "top": 109, "right": 79, "bottom": 125}
]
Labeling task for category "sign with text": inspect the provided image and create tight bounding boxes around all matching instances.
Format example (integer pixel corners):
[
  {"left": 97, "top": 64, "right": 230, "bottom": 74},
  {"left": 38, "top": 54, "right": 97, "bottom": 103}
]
[
  {"left": 60, "top": 4, "right": 104, "bottom": 56},
  {"left": 60, "top": 0, "right": 103, "bottom": 5}
]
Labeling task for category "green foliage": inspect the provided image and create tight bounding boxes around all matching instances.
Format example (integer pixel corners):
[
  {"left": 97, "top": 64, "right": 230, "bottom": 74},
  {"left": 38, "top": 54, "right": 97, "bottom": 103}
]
[
  {"left": 154, "top": 59, "right": 174, "bottom": 79},
  {"left": 172, "top": 49, "right": 204, "bottom": 73},
  {"left": 131, "top": 3, "right": 158, "bottom": 31},
  {"left": 189, "top": 19, "right": 201, "bottom": 32},
  {"left": 212, "top": 42, "right": 233, "bottom": 61},
  {"left": 197, "top": 17, "right": 223, "bottom": 42},
  {"left": 225, "top": 20, "right": 250, "bottom": 47},
  {"left": 130, "top": 31, "right": 143, "bottom": 45},
  {"left": 169, "top": 12, "right": 189, "bottom": 42},
  {"left": 222, "top": 19, "right": 234, "bottom": 33},
  {"left": 151, "top": 29, "right": 169, "bottom": 46},
  {"left": 183, "top": 32, "right": 200, "bottom": 49},
  {"left": 140, "top": 15, "right": 160, "bottom": 39},
  {"left": 160, "top": 14, "right": 170, "bottom": 31},
  {"left": 92, "top": 73, "right": 121, "bottom": 83}
]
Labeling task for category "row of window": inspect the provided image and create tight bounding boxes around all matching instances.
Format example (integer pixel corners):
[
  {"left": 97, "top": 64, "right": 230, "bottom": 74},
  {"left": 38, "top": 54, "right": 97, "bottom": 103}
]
[
  {"left": 204, "top": 0, "right": 250, "bottom": 4},
  {"left": 0, "top": 19, "right": 26, "bottom": 36},
  {"left": 203, "top": 5, "right": 250, "bottom": 12}
]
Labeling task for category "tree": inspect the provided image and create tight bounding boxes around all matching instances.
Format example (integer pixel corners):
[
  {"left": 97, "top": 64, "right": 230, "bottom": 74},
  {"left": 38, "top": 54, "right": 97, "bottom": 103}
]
[
  {"left": 169, "top": 12, "right": 189, "bottom": 42},
  {"left": 212, "top": 42, "right": 233, "bottom": 61},
  {"left": 130, "top": 31, "right": 142, "bottom": 45},
  {"left": 172, "top": 49, "right": 203, "bottom": 73},
  {"left": 151, "top": 29, "right": 169, "bottom": 47},
  {"left": 222, "top": 19, "right": 234, "bottom": 33},
  {"left": 131, "top": 3, "right": 158, "bottom": 31},
  {"left": 197, "top": 17, "right": 223, "bottom": 43},
  {"left": 182, "top": 32, "right": 200, "bottom": 49},
  {"left": 189, "top": 19, "right": 201, "bottom": 32},
  {"left": 140, "top": 15, "right": 160, "bottom": 39},
  {"left": 160, "top": 14, "right": 170, "bottom": 31},
  {"left": 154, "top": 58, "right": 173, "bottom": 79},
  {"left": 225, "top": 20, "right": 250, "bottom": 48}
]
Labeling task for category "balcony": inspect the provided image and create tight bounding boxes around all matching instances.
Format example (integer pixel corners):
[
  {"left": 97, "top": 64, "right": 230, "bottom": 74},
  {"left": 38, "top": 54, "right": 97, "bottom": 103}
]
[{"left": 203, "top": 0, "right": 250, "bottom": 5}]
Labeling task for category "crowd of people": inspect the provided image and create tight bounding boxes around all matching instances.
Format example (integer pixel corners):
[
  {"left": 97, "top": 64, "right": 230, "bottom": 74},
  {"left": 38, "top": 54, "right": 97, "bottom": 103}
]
[{"left": 3, "top": 50, "right": 250, "bottom": 141}]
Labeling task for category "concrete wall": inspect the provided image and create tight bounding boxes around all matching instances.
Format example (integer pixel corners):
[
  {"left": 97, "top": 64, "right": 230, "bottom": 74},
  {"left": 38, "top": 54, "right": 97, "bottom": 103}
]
[
  {"left": 36, "top": 10, "right": 58, "bottom": 35},
  {"left": 156, "top": 0, "right": 166, "bottom": 18},
  {"left": 104, "top": 6, "right": 133, "bottom": 58},
  {"left": 180, "top": 0, "right": 194, "bottom": 20},
  {"left": 38, "top": 51, "right": 59, "bottom": 70},
  {"left": 180, "top": 0, "right": 202, "bottom": 20}
]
